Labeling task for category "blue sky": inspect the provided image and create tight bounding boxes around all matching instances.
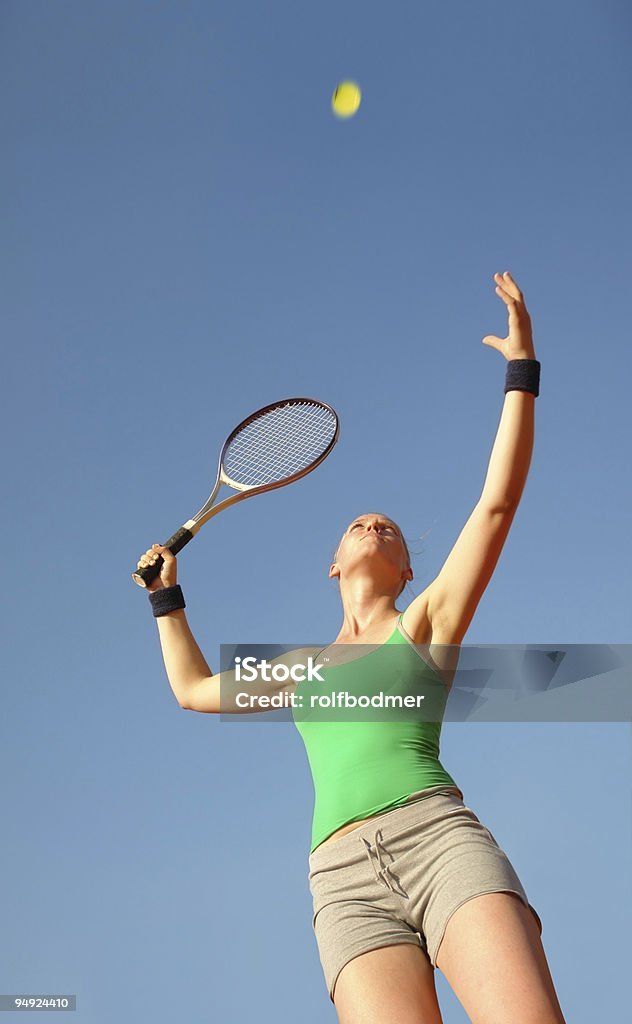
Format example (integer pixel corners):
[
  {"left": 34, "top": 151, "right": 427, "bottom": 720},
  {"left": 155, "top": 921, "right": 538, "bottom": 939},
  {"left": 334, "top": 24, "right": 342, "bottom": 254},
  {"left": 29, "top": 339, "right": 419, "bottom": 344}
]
[{"left": 1, "top": 1, "right": 631, "bottom": 1020}]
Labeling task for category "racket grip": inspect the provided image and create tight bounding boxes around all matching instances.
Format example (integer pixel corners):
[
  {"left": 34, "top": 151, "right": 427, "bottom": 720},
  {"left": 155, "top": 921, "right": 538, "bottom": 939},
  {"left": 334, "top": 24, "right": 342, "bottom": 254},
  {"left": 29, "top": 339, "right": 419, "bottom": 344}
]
[{"left": 131, "top": 525, "right": 195, "bottom": 588}]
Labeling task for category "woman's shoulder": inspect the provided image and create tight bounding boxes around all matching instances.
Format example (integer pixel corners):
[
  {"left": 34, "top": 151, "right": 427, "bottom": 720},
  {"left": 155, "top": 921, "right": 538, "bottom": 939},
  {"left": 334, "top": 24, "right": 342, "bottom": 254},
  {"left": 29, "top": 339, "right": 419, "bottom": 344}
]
[
  {"left": 400, "top": 597, "right": 461, "bottom": 689},
  {"left": 400, "top": 593, "right": 433, "bottom": 645}
]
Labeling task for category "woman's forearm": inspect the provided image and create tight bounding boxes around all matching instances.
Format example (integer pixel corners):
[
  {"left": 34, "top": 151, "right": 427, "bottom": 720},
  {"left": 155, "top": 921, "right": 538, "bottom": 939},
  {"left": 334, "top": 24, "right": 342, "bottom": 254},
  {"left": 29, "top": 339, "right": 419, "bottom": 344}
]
[
  {"left": 480, "top": 388, "right": 535, "bottom": 510},
  {"left": 155, "top": 609, "right": 214, "bottom": 707}
]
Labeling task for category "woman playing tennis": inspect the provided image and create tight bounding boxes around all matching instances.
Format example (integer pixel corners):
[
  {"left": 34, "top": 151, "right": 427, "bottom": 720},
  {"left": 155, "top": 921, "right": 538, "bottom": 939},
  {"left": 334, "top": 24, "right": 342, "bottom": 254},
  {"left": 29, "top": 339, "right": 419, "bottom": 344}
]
[{"left": 137, "top": 271, "right": 567, "bottom": 1023}]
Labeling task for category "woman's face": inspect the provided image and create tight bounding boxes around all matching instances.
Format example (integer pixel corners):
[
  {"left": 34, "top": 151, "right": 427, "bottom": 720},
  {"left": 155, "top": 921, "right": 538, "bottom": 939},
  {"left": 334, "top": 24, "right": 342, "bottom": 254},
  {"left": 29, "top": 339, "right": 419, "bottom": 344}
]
[{"left": 332, "top": 513, "right": 412, "bottom": 592}]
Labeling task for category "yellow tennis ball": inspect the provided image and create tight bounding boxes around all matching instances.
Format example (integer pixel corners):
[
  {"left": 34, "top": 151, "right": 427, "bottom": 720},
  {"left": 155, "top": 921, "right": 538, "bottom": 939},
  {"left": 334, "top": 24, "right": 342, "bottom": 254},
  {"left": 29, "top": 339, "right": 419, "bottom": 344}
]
[{"left": 332, "top": 81, "right": 361, "bottom": 119}]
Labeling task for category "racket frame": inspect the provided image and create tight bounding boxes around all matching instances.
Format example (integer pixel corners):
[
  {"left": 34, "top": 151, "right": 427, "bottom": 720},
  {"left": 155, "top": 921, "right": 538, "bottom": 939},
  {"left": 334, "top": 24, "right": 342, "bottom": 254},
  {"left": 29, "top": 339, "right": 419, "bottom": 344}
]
[{"left": 132, "top": 397, "right": 339, "bottom": 588}]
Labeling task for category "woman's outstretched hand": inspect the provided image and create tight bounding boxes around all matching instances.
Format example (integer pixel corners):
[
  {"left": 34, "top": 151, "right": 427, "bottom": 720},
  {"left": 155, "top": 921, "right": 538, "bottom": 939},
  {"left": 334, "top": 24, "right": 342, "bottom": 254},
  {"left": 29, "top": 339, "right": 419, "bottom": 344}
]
[{"left": 482, "top": 271, "right": 536, "bottom": 361}]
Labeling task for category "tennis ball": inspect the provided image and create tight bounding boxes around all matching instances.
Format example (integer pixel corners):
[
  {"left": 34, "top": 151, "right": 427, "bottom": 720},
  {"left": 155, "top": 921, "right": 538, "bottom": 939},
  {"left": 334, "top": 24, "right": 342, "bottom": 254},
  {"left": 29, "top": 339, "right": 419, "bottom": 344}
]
[{"left": 332, "top": 81, "right": 361, "bottom": 119}]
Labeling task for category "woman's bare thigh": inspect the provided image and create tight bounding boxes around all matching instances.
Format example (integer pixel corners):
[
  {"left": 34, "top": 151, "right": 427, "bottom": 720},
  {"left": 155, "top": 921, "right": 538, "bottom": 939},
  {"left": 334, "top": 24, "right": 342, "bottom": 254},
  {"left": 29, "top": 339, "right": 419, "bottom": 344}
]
[
  {"left": 435, "top": 892, "right": 566, "bottom": 1023},
  {"left": 333, "top": 943, "right": 443, "bottom": 1024}
]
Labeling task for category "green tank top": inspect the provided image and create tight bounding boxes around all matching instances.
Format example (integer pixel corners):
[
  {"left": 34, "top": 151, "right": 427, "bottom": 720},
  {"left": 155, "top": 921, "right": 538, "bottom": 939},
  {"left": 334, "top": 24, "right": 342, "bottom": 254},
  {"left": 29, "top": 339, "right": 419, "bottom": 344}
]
[{"left": 292, "top": 613, "right": 462, "bottom": 853}]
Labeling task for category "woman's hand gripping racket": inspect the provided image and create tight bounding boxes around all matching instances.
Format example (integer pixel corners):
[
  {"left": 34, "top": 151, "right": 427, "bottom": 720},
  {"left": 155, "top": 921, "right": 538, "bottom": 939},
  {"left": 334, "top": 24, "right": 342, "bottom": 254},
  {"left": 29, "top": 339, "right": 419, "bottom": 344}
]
[{"left": 131, "top": 397, "right": 340, "bottom": 588}]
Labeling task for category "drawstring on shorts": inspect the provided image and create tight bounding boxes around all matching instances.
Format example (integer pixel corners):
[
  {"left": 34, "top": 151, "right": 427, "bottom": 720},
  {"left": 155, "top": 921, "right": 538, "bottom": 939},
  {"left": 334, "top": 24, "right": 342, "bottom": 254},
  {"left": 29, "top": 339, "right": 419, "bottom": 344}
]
[{"left": 360, "top": 829, "right": 408, "bottom": 899}]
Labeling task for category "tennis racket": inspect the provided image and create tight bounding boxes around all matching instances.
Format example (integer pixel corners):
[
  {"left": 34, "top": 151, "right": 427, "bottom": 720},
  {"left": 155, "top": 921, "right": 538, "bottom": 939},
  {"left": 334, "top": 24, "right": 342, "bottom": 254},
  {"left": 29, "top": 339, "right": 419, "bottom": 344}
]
[{"left": 131, "top": 396, "right": 340, "bottom": 588}]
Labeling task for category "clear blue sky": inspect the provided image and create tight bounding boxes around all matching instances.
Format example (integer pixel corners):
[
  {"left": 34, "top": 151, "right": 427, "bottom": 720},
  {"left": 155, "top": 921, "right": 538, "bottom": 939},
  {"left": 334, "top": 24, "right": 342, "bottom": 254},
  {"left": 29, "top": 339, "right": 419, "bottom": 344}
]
[{"left": 1, "top": 2, "right": 630, "bottom": 1020}]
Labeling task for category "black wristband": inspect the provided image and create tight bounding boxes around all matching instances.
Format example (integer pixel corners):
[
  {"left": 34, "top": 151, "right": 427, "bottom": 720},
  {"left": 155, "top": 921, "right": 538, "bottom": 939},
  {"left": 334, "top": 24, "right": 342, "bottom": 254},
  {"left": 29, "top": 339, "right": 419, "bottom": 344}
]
[
  {"left": 149, "top": 585, "right": 186, "bottom": 618},
  {"left": 504, "top": 358, "right": 540, "bottom": 397}
]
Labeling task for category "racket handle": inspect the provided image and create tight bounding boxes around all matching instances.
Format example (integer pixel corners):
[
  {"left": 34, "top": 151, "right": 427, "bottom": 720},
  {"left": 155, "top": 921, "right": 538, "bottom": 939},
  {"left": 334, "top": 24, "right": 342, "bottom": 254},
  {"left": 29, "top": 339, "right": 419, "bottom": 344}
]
[{"left": 131, "top": 525, "right": 195, "bottom": 588}]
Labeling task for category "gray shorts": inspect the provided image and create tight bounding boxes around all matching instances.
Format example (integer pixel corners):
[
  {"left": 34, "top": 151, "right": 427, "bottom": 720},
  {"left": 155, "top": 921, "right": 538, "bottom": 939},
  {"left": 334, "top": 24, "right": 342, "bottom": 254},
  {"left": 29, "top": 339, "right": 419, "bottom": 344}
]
[{"left": 308, "top": 787, "right": 543, "bottom": 1003}]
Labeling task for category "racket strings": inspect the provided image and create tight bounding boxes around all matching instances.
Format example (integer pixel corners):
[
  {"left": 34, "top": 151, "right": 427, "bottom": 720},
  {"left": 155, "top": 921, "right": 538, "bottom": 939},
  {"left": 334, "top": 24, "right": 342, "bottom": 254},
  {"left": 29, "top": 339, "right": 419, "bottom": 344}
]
[{"left": 224, "top": 402, "right": 337, "bottom": 486}]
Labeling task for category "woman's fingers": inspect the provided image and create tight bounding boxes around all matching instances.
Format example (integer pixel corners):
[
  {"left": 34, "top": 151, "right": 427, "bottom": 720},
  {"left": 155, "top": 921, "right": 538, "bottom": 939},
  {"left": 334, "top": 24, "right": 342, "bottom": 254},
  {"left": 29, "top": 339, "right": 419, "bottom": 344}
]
[
  {"left": 137, "top": 544, "right": 162, "bottom": 568},
  {"left": 494, "top": 271, "right": 523, "bottom": 302}
]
